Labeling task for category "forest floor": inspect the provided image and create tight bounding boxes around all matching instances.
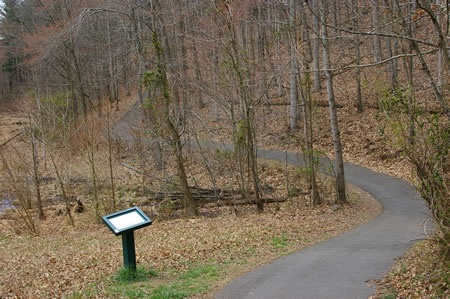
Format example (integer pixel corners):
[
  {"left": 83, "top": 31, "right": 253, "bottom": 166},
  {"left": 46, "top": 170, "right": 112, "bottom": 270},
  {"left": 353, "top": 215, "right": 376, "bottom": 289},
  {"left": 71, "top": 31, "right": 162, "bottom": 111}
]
[
  {"left": 0, "top": 90, "right": 445, "bottom": 298},
  {"left": 0, "top": 103, "right": 27, "bottom": 147},
  {"left": 0, "top": 181, "right": 380, "bottom": 297}
]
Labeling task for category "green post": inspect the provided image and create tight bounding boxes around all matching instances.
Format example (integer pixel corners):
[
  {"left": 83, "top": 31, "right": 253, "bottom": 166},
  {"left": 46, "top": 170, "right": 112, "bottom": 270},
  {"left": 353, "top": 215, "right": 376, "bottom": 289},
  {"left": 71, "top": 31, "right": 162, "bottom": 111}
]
[{"left": 122, "top": 231, "right": 136, "bottom": 270}]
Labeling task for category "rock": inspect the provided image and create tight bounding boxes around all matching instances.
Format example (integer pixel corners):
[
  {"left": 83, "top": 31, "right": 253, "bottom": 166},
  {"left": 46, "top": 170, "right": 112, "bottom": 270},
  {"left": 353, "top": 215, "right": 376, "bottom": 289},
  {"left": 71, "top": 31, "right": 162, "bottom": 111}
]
[{"left": 331, "top": 204, "right": 340, "bottom": 212}]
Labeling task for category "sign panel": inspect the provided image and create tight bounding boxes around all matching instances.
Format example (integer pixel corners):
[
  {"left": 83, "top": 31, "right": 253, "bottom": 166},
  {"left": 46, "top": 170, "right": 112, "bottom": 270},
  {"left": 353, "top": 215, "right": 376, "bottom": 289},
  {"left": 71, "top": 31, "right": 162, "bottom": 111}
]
[
  {"left": 102, "top": 207, "right": 152, "bottom": 236},
  {"left": 109, "top": 210, "right": 146, "bottom": 232}
]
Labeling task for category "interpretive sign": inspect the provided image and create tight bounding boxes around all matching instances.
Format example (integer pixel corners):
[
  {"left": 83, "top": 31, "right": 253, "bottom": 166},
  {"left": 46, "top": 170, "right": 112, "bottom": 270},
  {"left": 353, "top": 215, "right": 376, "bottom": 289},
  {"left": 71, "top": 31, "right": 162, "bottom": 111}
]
[{"left": 102, "top": 207, "right": 152, "bottom": 270}]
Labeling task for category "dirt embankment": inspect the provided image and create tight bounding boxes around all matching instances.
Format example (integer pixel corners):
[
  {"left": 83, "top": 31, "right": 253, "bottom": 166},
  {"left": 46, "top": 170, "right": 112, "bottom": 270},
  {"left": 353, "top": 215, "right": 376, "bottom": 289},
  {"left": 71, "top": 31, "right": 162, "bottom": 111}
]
[{"left": 0, "top": 105, "right": 27, "bottom": 146}]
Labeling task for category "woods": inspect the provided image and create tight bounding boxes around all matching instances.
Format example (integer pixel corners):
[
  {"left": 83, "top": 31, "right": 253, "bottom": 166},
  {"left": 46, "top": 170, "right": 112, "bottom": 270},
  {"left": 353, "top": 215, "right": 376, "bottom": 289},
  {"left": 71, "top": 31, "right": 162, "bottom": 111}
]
[{"left": 0, "top": 0, "right": 448, "bottom": 297}]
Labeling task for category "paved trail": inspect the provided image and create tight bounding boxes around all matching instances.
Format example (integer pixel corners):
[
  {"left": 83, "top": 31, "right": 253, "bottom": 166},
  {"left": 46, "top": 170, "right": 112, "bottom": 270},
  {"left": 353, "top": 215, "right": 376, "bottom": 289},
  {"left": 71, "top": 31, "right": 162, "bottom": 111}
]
[
  {"left": 114, "top": 102, "right": 430, "bottom": 298},
  {"left": 216, "top": 149, "right": 429, "bottom": 299}
]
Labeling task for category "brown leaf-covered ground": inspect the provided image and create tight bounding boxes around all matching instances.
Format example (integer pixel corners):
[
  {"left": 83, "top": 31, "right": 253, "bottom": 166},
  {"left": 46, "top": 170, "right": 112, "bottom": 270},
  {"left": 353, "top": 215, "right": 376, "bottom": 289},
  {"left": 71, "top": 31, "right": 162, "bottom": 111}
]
[
  {"left": 0, "top": 95, "right": 385, "bottom": 297},
  {"left": 0, "top": 181, "right": 380, "bottom": 298},
  {"left": 373, "top": 239, "right": 449, "bottom": 299},
  {"left": 0, "top": 74, "right": 442, "bottom": 297}
]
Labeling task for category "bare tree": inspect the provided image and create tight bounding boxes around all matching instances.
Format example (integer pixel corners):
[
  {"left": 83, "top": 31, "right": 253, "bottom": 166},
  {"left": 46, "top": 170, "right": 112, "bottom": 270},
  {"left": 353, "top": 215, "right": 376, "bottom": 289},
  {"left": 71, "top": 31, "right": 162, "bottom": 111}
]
[
  {"left": 144, "top": 15, "right": 199, "bottom": 216},
  {"left": 372, "top": 0, "right": 383, "bottom": 62},
  {"left": 288, "top": 0, "right": 299, "bottom": 130},
  {"left": 351, "top": 0, "right": 363, "bottom": 112},
  {"left": 320, "top": 0, "right": 346, "bottom": 203},
  {"left": 312, "top": 0, "right": 322, "bottom": 92}
]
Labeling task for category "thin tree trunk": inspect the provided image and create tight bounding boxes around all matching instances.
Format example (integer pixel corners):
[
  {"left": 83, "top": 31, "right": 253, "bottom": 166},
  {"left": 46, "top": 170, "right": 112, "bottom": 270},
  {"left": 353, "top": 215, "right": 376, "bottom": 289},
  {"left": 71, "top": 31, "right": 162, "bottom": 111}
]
[
  {"left": 132, "top": 3, "right": 145, "bottom": 105},
  {"left": 106, "top": 112, "right": 117, "bottom": 211},
  {"left": 352, "top": 0, "right": 363, "bottom": 112},
  {"left": 31, "top": 127, "right": 44, "bottom": 219},
  {"left": 321, "top": 0, "right": 346, "bottom": 203},
  {"left": 385, "top": 4, "right": 398, "bottom": 90},
  {"left": 192, "top": 39, "right": 205, "bottom": 109},
  {"left": 312, "top": 0, "right": 322, "bottom": 92},
  {"left": 331, "top": 1, "right": 338, "bottom": 36},
  {"left": 300, "top": 66, "right": 321, "bottom": 205},
  {"left": 416, "top": 0, "right": 448, "bottom": 112},
  {"left": 151, "top": 27, "right": 199, "bottom": 216},
  {"left": 49, "top": 150, "right": 74, "bottom": 226},
  {"left": 300, "top": 1, "right": 313, "bottom": 64},
  {"left": 276, "top": 6, "right": 283, "bottom": 96},
  {"left": 227, "top": 7, "right": 263, "bottom": 211},
  {"left": 372, "top": 0, "right": 382, "bottom": 62},
  {"left": 289, "top": 0, "right": 298, "bottom": 130}
]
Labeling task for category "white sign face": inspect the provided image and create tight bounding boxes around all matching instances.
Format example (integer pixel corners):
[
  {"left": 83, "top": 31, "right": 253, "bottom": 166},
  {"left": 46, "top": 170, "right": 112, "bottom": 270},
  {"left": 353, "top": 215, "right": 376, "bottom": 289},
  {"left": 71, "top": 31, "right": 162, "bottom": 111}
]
[{"left": 109, "top": 211, "right": 146, "bottom": 232}]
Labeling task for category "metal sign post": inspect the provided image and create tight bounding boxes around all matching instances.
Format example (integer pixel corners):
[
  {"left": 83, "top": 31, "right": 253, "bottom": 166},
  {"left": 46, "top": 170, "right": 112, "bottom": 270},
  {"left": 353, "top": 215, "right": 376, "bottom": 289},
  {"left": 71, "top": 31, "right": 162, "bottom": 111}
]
[{"left": 122, "top": 231, "right": 137, "bottom": 270}]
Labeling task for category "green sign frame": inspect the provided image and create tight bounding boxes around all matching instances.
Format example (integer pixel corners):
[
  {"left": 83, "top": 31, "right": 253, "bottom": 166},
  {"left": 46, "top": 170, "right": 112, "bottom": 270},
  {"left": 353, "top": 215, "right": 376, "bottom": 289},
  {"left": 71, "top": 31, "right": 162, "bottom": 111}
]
[
  {"left": 102, "top": 207, "right": 152, "bottom": 270},
  {"left": 102, "top": 207, "right": 152, "bottom": 236}
]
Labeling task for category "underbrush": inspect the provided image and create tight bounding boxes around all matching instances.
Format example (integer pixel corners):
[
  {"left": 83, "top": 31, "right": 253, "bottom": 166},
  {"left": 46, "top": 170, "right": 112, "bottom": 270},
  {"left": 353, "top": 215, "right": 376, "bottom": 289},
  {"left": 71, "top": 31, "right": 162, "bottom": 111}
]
[
  {"left": 375, "top": 237, "right": 449, "bottom": 299},
  {"left": 0, "top": 181, "right": 379, "bottom": 297}
]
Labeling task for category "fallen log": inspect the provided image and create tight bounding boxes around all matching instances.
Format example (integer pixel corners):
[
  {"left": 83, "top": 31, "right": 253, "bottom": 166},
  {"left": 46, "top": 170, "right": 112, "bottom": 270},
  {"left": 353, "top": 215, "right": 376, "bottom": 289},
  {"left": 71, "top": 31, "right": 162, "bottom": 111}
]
[
  {"left": 160, "top": 197, "right": 289, "bottom": 210},
  {"left": 263, "top": 102, "right": 344, "bottom": 108}
]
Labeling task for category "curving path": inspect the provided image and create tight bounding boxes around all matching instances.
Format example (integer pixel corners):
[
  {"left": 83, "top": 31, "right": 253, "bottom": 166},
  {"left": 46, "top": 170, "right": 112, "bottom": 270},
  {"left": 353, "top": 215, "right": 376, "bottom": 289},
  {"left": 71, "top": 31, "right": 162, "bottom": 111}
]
[
  {"left": 113, "top": 102, "right": 430, "bottom": 298},
  {"left": 216, "top": 149, "right": 430, "bottom": 299}
]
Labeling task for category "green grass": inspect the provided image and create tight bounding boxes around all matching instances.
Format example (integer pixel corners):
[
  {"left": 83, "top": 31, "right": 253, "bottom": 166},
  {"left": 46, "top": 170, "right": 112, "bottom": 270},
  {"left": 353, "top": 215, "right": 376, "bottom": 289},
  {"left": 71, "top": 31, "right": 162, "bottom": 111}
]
[
  {"left": 94, "top": 264, "right": 221, "bottom": 298},
  {"left": 271, "top": 234, "right": 288, "bottom": 248},
  {"left": 0, "top": 233, "right": 7, "bottom": 241},
  {"left": 150, "top": 284, "right": 189, "bottom": 299},
  {"left": 88, "top": 266, "right": 161, "bottom": 298},
  {"left": 115, "top": 266, "right": 159, "bottom": 283},
  {"left": 147, "top": 264, "right": 221, "bottom": 298},
  {"left": 179, "top": 264, "right": 219, "bottom": 280},
  {"left": 106, "top": 283, "right": 151, "bottom": 298}
]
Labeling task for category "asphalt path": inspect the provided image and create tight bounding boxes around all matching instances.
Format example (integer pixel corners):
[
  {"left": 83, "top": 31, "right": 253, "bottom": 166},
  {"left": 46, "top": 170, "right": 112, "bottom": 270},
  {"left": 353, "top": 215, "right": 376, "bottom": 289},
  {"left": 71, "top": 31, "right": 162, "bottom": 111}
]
[
  {"left": 216, "top": 149, "right": 430, "bottom": 299},
  {"left": 113, "top": 102, "right": 430, "bottom": 298}
]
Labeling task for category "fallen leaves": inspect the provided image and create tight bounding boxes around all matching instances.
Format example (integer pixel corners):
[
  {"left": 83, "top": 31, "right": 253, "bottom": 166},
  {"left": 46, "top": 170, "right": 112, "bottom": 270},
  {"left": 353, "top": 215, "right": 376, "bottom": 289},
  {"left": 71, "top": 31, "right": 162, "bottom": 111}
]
[
  {"left": 0, "top": 183, "right": 380, "bottom": 298},
  {"left": 374, "top": 239, "right": 449, "bottom": 299}
]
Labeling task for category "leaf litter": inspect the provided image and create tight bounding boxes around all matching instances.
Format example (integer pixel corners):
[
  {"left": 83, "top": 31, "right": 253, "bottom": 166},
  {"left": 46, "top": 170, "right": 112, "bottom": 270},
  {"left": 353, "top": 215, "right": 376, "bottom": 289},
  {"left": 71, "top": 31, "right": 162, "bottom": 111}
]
[{"left": 0, "top": 179, "right": 381, "bottom": 298}]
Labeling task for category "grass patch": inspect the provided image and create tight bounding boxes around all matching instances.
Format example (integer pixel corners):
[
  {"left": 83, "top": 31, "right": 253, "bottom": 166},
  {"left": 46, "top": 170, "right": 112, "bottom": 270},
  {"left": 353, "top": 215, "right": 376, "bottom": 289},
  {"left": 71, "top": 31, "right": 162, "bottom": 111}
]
[
  {"left": 115, "top": 266, "right": 159, "bottom": 283},
  {"left": 106, "top": 283, "right": 151, "bottom": 298},
  {"left": 0, "top": 233, "right": 7, "bottom": 241},
  {"left": 271, "top": 234, "right": 288, "bottom": 248},
  {"left": 147, "top": 264, "right": 221, "bottom": 298},
  {"left": 150, "top": 284, "right": 189, "bottom": 299},
  {"left": 179, "top": 264, "right": 219, "bottom": 280},
  {"left": 97, "top": 267, "right": 158, "bottom": 298},
  {"left": 99, "top": 264, "right": 220, "bottom": 298}
]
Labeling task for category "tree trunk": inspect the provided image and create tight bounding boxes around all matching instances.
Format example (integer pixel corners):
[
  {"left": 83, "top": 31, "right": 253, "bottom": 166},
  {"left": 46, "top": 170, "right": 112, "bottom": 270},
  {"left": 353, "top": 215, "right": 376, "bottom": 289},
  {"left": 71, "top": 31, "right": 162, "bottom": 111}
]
[
  {"left": 352, "top": 0, "right": 363, "bottom": 112},
  {"left": 192, "top": 38, "right": 205, "bottom": 109},
  {"left": 106, "top": 112, "right": 117, "bottom": 211},
  {"left": 49, "top": 150, "right": 74, "bottom": 226},
  {"left": 372, "top": 0, "right": 382, "bottom": 62},
  {"left": 312, "top": 0, "right": 322, "bottom": 92},
  {"left": 299, "top": 66, "right": 321, "bottom": 206},
  {"left": 225, "top": 5, "right": 264, "bottom": 212},
  {"left": 31, "top": 127, "right": 45, "bottom": 220},
  {"left": 384, "top": 5, "right": 398, "bottom": 90},
  {"left": 321, "top": 0, "right": 346, "bottom": 203},
  {"left": 151, "top": 27, "right": 199, "bottom": 216},
  {"left": 132, "top": 3, "right": 145, "bottom": 105},
  {"left": 415, "top": 0, "right": 448, "bottom": 115},
  {"left": 300, "top": 1, "right": 313, "bottom": 64},
  {"left": 289, "top": 0, "right": 299, "bottom": 130},
  {"left": 331, "top": 1, "right": 339, "bottom": 36}
]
